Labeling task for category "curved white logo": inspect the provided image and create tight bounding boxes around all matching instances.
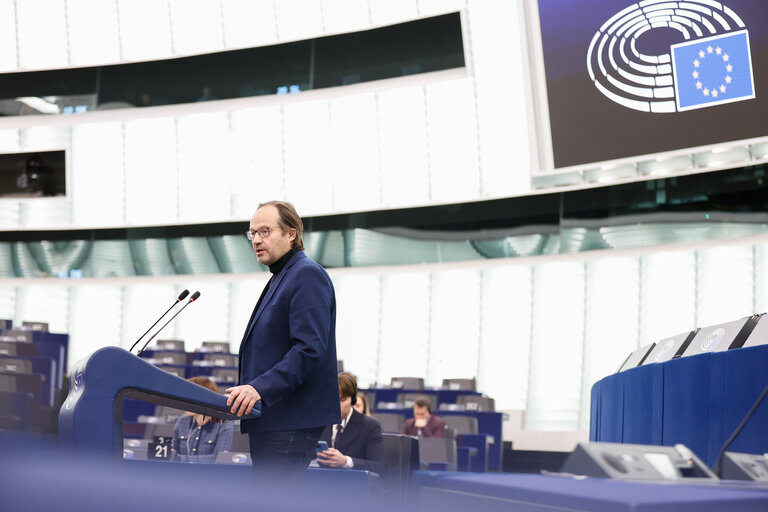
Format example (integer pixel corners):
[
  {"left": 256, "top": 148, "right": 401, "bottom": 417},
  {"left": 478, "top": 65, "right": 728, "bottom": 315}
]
[
  {"left": 655, "top": 339, "right": 675, "bottom": 361},
  {"left": 588, "top": 0, "right": 754, "bottom": 113},
  {"left": 701, "top": 327, "right": 726, "bottom": 351}
]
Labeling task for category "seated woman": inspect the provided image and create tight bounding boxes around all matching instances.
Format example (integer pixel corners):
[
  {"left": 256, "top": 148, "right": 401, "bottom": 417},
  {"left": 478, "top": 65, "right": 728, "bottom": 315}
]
[
  {"left": 353, "top": 392, "right": 370, "bottom": 416},
  {"left": 171, "top": 376, "right": 233, "bottom": 463},
  {"left": 317, "top": 372, "right": 385, "bottom": 474}
]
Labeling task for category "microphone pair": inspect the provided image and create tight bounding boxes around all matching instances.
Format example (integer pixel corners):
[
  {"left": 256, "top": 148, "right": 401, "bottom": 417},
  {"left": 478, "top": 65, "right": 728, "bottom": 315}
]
[{"left": 129, "top": 289, "right": 201, "bottom": 355}]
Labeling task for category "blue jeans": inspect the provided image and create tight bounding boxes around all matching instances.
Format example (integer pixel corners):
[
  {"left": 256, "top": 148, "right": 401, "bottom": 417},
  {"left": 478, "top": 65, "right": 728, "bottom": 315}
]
[{"left": 248, "top": 427, "right": 323, "bottom": 485}]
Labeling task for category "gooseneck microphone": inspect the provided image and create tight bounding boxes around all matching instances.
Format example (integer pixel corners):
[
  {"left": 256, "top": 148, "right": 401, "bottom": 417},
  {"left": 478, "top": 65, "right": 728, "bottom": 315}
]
[
  {"left": 129, "top": 290, "right": 190, "bottom": 353},
  {"left": 712, "top": 383, "right": 768, "bottom": 478},
  {"left": 137, "top": 291, "right": 201, "bottom": 356}
]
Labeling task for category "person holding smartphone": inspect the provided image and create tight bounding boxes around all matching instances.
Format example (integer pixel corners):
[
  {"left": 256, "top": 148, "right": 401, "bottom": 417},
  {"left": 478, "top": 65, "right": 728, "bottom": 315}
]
[{"left": 316, "top": 372, "right": 385, "bottom": 474}]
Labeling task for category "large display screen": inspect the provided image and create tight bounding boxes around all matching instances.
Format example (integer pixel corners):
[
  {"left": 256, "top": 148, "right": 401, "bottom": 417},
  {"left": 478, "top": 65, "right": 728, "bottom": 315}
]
[{"left": 536, "top": 0, "right": 768, "bottom": 168}]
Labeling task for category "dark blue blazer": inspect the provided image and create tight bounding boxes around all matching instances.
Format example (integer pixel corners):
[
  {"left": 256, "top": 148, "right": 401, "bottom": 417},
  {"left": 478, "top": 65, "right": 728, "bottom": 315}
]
[
  {"left": 320, "top": 410, "right": 385, "bottom": 474},
  {"left": 238, "top": 250, "right": 341, "bottom": 433}
]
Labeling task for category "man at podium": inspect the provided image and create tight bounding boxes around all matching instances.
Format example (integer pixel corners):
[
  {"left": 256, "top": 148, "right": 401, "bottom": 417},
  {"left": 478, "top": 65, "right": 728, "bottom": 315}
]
[{"left": 226, "top": 201, "right": 341, "bottom": 482}]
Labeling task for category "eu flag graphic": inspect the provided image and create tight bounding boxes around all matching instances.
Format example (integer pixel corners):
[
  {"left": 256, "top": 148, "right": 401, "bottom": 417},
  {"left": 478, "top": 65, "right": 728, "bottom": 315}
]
[{"left": 672, "top": 30, "right": 755, "bottom": 111}]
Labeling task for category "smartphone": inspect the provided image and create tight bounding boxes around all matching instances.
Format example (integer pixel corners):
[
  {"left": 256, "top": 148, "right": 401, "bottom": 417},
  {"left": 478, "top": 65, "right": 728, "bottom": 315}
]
[{"left": 314, "top": 440, "right": 328, "bottom": 458}]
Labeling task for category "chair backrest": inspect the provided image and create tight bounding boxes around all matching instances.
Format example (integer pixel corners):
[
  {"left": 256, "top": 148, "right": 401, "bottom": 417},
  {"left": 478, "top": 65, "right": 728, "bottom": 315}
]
[
  {"left": 22, "top": 321, "right": 48, "bottom": 332},
  {"left": 372, "top": 412, "right": 406, "bottom": 434},
  {"left": 336, "top": 359, "right": 344, "bottom": 372},
  {"left": 390, "top": 377, "right": 424, "bottom": 390},
  {"left": 398, "top": 393, "right": 437, "bottom": 412},
  {"left": 211, "top": 368, "right": 238, "bottom": 383},
  {"left": 203, "top": 353, "right": 237, "bottom": 367},
  {"left": 0, "top": 358, "right": 32, "bottom": 374},
  {"left": 152, "top": 351, "right": 188, "bottom": 366},
  {"left": 457, "top": 395, "right": 495, "bottom": 412},
  {"left": 214, "top": 451, "right": 252, "bottom": 465},
  {"left": 381, "top": 434, "right": 420, "bottom": 500},
  {"left": 441, "top": 378, "right": 476, "bottom": 391},
  {"left": 418, "top": 437, "right": 457, "bottom": 466},
  {"left": 155, "top": 339, "right": 185, "bottom": 351},
  {"left": 153, "top": 405, "right": 185, "bottom": 424},
  {"left": 442, "top": 414, "right": 479, "bottom": 435},
  {"left": 144, "top": 422, "right": 175, "bottom": 440},
  {"left": 201, "top": 341, "right": 230, "bottom": 353},
  {"left": 0, "top": 373, "right": 17, "bottom": 392},
  {"left": 1, "top": 330, "right": 32, "bottom": 342},
  {"left": 231, "top": 430, "right": 250, "bottom": 452},
  {"left": 0, "top": 341, "right": 17, "bottom": 356}
]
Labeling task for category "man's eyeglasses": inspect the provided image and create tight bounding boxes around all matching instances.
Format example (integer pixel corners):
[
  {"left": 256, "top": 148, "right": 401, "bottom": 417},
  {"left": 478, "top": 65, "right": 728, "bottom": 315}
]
[{"left": 246, "top": 227, "right": 274, "bottom": 241}]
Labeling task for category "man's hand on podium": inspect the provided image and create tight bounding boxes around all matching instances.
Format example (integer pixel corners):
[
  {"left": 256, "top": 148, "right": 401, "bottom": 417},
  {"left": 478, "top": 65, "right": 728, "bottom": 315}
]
[{"left": 225, "top": 384, "right": 261, "bottom": 416}]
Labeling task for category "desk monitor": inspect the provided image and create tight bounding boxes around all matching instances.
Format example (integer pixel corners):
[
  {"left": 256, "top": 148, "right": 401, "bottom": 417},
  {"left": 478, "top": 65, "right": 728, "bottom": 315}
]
[
  {"left": 616, "top": 343, "right": 655, "bottom": 373},
  {"left": 681, "top": 316, "right": 760, "bottom": 357},
  {"left": 641, "top": 330, "right": 699, "bottom": 366},
  {"left": 740, "top": 314, "right": 768, "bottom": 349}
]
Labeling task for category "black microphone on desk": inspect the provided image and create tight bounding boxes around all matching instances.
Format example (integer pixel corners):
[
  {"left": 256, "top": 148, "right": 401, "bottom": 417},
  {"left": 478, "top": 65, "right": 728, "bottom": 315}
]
[
  {"left": 137, "top": 291, "right": 201, "bottom": 356},
  {"left": 129, "top": 289, "right": 190, "bottom": 353},
  {"left": 712, "top": 383, "right": 768, "bottom": 479}
]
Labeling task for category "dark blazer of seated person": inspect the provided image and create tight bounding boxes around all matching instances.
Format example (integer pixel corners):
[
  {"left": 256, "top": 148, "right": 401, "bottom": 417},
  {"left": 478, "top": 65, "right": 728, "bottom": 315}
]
[
  {"left": 317, "top": 372, "right": 385, "bottom": 474},
  {"left": 401, "top": 397, "right": 445, "bottom": 438}
]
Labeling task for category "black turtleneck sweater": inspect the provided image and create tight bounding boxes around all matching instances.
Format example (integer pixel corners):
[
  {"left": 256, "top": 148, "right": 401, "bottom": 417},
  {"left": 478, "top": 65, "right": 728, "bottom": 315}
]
[{"left": 253, "top": 248, "right": 297, "bottom": 314}]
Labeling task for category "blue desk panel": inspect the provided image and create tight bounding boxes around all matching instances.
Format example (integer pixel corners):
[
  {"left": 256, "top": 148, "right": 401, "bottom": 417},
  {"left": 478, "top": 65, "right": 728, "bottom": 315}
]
[
  {"left": 591, "top": 344, "right": 768, "bottom": 466},
  {"left": 412, "top": 471, "right": 768, "bottom": 512}
]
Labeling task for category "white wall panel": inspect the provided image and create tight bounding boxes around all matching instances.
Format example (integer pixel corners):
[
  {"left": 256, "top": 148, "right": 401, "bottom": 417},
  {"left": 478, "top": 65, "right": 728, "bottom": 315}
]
[
  {"left": 171, "top": 281, "right": 231, "bottom": 351},
  {"left": 283, "top": 99, "right": 333, "bottom": 216},
  {"left": 17, "top": 0, "right": 68, "bottom": 69},
  {"left": 428, "top": 269, "right": 480, "bottom": 384},
  {"left": 330, "top": 92, "right": 381, "bottom": 213},
  {"left": 479, "top": 265, "right": 531, "bottom": 410},
  {"left": 696, "top": 245, "right": 754, "bottom": 326},
  {"left": 377, "top": 272, "right": 430, "bottom": 384},
  {"left": 368, "top": 0, "right": 418, "bottom": 27},
  {"left": 121, "top": 282, "right": 179, "bottom": 349},
  {"left": 15, "top": 284, "right": 69, "bottom": 334},
  {"left": 229, "top": 106, "right": 285, "bottom": 218},
  {"left": 0, "top": 0, "right": 18, "bottom": 71},
  {"left": 176, "top": 112, "right": 232, "bottom": 222},
  {"left": 71, "top": 122, "right": 125, "bottom": 227},
  {"left": 275, "top": 0, "right": 323, "bottom": 42},
  {"left": 118, "top": 0, "right": 173, "bottom": 61},
  {"left": 67, "top": 0, "right": 121, "bottom": 66},
  {"left": 756, "top": 243, "right": 768, "bottom": 315},
  {"left": 527, "top": 261, "right": 584, "bottom": 430},
  {"left": 169, "top": 0, "right": 225, "bottom": 56},
  {"left": 221, "top": 0, "right": 278, "bottom": 48},
  {"left": 581, "top": 257, "right": 639, "bottom": 428},
  {"left": 468, "top": 0, "right": 532, "bottom": 197},
  {"left": 425, "top": 78, "right": 480, "bottom": 204},
  {"left": 20, "top": 125, "right": 69, "bottom": 152},
  {"left": 378, "top": 86, "right": 430, "bottom": 208},
  {"left": 639, "top": 251, "right": 696, "bottom": 344},
  {"left": 123, "top": 117, "right": 178, "bottom": 225},
  {"left": 321, "top": 0, "right": 371, "bottom": 35},
  {"left": 0, "top": 128, "right": 20, "bottom": 152},
  {"left": 68, "top": 285, "right": 122, "bottom": 365},
  {"left": 334, "top": 274, "right": 381, "bottom": 387},
  {"left": 418, "top": 0, "right": 465, "bottom": 17},
  {"left": 0, "top": 284, "right": 15, "bottom": 317}
]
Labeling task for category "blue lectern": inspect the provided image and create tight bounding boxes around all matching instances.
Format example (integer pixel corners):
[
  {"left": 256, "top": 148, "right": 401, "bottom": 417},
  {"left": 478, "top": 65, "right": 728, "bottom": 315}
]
[{"left": 59, "top": 346, "right": 260, "bottom": 457}]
